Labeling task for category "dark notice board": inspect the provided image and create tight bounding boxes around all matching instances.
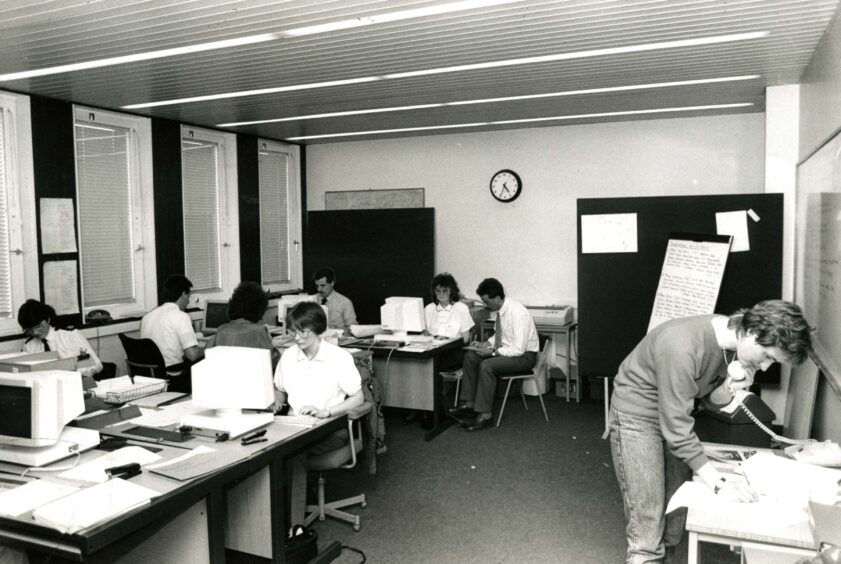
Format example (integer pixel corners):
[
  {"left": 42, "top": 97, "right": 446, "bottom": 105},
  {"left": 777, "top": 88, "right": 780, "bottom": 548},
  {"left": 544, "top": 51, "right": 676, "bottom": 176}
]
[
  {"left": 304, "top": 208, "right": 435, "bottom": 324},
  {"left": 577, "top": 194, "right": 783, "bottom": 387}
]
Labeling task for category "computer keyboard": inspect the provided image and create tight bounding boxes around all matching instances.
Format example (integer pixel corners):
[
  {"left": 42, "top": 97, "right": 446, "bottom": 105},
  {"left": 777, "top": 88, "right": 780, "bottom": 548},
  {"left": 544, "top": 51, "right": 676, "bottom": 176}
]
[{"left": 276, "top": 415, "right": 320, "bottom": 427}]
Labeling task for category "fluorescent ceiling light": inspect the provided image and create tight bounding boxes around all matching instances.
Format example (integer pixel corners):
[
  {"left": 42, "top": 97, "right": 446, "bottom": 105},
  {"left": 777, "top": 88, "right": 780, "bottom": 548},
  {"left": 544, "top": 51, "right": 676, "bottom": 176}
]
[
  {"left": 282, "top": 0, "right": 524, "bottom": 36},
  {"left": 125, "top": 31, "right": 768, "bottom": 110},
  {"left": 0, "top": 0, "right": 521, "bottom": 82},
  {"left": 0, "top": 34, "right": 278, "bottom": 82},
  {"left": 217, "top": 75, "right": 759, "bottom": 127},
  {"left": 285, "top": 103, "right": 754, "bottom": 140}
]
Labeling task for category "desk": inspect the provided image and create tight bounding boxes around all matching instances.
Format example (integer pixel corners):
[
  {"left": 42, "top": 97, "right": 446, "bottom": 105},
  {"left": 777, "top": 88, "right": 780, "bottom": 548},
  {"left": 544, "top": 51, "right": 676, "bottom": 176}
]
[
  {"left": 480, "top": 320, "right": 579, "bottom": 401},
  {"left": 0, "top": 415, "right": 343, "bottom": 563}
]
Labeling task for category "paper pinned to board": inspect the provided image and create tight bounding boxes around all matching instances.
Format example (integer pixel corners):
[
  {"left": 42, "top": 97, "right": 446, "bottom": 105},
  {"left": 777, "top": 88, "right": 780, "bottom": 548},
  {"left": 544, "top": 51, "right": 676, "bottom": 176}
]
[
  {"left": 43, "top": 260, "right": 79, "bottom": 315},
  {"left": 716, "top": 210, "right": 750, "bottom": 252},
  {"left": 39, "top": 198, "right": 77, "bottom": 254},
  {"left": 581, "top": 213, "right": 638, "bottom": 253}
]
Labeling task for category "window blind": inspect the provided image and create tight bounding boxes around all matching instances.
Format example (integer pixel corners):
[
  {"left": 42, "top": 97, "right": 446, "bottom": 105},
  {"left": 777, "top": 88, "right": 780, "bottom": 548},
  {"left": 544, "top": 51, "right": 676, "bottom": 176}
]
[
  {"left": 181, "top": 139, "right": 221, "bottom": 292},
  {"left": 75, "top": 122, "right": 135, "bottom": 307},
  {"left": 0, "top": 109, "right": 12, "bottom": 318},
  {"left": 259, "top": 150, "right": 290, "bottom": 285}
]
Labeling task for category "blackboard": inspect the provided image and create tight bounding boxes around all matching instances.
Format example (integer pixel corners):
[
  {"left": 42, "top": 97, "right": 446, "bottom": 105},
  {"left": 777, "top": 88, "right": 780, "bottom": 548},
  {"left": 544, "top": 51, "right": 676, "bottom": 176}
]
[
  {"left": 796, "top": 130, "right": 841, "bottom": 396},
  {"left": 303, "top": 208, "right": 435, "bottom": 324},
  {"left": 578, "top": 194, "right": 783, "bottom": 387}
]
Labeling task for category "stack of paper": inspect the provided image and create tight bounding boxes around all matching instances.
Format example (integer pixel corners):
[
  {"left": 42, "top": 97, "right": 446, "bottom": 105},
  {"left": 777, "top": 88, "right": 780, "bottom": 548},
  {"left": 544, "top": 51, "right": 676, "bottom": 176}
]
[
  {"left": 32, "top": 478, "right": 160, "bottom": 534},
  {"left": 0, "top": 480, "right": 79, "bottom": 518}
]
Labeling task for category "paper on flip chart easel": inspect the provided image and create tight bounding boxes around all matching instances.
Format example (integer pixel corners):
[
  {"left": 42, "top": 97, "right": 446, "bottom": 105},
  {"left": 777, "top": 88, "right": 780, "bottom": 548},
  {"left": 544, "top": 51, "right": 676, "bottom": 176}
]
[
  {"left": 58, "top": 446, "right": 161, "bottom": 484},
  {"left": 0, "top": 480, "right": 79, "bottom": 518},
  {"left": 32, "top": 478, "right": 160, "bottom": 534}
]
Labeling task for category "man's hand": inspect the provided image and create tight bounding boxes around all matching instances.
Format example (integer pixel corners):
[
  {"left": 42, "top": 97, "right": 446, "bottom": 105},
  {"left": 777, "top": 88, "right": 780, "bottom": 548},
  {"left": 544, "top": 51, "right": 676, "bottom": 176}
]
[{"left": 298, "top": 405, "right": 329, "bottom": 418}]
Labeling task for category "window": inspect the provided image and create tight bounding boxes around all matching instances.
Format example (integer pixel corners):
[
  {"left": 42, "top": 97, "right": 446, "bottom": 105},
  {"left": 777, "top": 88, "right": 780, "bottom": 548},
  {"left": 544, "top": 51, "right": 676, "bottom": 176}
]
[
  {"left": 258, "top": 140, "right": 301, "bottom": 291},
  {"left": 74, "top": 107, "right": 155, "bottom": 317},
  {"left": 181, "top": 126, "right": 238, "bottom": 297},
  {"left": 0, "top": 91, "right": 38, "bottom": 336}
]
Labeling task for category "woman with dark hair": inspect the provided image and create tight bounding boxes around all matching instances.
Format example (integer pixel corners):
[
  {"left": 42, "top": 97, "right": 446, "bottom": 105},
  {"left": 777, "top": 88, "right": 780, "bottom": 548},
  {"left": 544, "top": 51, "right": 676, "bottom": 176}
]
[
  {"left": 608, "top": 300, "right": 812, "bottom": 563},
  {"left": 424, "top": 272, "right": 474, "bottom": 343},
  {"left": 214, "top": 281, "right": 274, "bottom": 354},
  {"left": 17, "top": 299, "right": 103, "bottom": 378}
]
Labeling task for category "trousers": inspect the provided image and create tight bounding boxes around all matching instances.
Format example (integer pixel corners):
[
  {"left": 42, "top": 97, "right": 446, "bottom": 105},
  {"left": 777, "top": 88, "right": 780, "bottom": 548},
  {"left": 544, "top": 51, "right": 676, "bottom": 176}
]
[{"left": 460, "top": 350, "right": 537, "bottom": 413}]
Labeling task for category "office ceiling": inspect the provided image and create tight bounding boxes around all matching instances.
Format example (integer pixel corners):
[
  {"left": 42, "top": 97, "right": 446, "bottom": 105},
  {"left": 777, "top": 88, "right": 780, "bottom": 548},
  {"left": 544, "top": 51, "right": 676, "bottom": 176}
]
[{"left": 1, "top": 0, "right": 838, "bottom": 144}]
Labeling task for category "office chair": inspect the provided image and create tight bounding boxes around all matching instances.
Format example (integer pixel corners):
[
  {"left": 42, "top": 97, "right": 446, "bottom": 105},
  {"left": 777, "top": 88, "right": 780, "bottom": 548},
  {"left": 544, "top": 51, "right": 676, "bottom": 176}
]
[
  {"left": 117, "top": 333, "right": 192, "bottom": 392},
  {"left": 496, "top": 333, "right": 551, "bottom": 427},
  {"left": 304, "top": 401, "right": 373, "bottom": 532},
  {"left": 440, "top": 368, "right": 463, "bottom": 407}
]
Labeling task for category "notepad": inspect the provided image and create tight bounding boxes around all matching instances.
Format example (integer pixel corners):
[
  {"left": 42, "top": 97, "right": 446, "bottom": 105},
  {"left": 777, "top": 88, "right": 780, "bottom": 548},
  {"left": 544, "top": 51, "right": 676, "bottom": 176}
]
[{"left": 32, "top": 478, "right": 159, "bottom": 534}]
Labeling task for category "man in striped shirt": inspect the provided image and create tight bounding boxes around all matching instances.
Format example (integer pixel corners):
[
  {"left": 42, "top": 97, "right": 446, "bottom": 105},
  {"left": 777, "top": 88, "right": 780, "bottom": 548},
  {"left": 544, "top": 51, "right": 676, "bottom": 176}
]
[{"left": 449, "top": 278, "right": 539, "bottom": 431}]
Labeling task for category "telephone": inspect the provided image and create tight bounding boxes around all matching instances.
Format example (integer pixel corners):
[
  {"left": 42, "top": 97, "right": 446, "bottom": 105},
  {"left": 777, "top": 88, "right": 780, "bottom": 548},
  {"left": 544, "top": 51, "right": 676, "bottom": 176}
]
[
  {"left": 714, "top": 389, "right": 813, "bottom": 446},
  {"left": 85, "top": 309, "right": 112, "bottom": 324}
]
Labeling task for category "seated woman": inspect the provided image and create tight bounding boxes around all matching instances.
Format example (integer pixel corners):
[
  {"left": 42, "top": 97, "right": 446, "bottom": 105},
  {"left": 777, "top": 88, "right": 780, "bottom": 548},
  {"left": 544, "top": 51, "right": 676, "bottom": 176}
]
[
  {"left": 17, "top": 299, "right": 103, "bottom": 378},
  {"left": 273, "top": 301, "right": 363, "bottom": 524}
]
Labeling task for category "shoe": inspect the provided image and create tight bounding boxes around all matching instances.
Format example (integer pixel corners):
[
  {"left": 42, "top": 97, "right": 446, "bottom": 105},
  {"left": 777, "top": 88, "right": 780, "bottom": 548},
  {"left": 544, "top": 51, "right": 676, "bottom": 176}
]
[
  {"left": 447, "top": 403, "right": 476, "bottom": 417},
  {"left": 375, "top": 438, "right": 387, "bottom": 454},
  {"left": 403, "top": 411, "right": 419, "bottom": 424},
  {"left": 465, "top": 417, "right": 494, "bottom": 432}
]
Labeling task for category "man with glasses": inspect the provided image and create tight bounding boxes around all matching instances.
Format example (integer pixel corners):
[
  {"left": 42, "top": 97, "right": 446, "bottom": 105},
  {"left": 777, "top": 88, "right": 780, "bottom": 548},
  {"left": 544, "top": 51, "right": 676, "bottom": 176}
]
[
  {"left": 273, "top": 301, "right": 363, "bottom": 524},
  {"left": 312, "top": 267, "right": 357, "bottom": 332}
]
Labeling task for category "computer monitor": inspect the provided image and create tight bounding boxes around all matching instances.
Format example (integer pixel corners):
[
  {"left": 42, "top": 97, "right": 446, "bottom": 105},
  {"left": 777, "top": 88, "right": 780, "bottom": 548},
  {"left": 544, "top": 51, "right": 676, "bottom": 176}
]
[
  {"left": 0, "top": 370, "right": 84, "bottom": 448},
  {"left": 182, "top": 346, "right": 275, "bottom": 438},
  {"left": 204, "top": 299, "right": 230, "bottom": 332},
  {"left": 277, "top": 294, "right": 320, "bottom": 329},
  {"left": 380, "top": 297, "right": 426, "bottom": 334}
]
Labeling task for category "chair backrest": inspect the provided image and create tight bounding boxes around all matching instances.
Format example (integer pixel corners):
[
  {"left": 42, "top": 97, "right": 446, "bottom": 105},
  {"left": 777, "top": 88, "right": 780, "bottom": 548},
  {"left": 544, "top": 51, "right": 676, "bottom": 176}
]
[
  {"left": 306, "top": 401, "right": 373, "bottom": 472},
  {"left": 118, "top": 333, "right": 168, "bottom": 379},
  {"left": 533, "top": 333, "right": 553, "bottom": 378}
]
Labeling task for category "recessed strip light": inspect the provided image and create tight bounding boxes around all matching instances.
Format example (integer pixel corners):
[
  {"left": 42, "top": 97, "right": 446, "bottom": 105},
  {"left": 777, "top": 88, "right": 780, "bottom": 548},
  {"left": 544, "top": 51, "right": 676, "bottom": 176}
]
[
  {"left": 282, "top": 0, "right": 525, "bottom": 37},
  {"left": 125, "top": 32, "right": 768, "bottom": 110},
  {"left": 0, "top": 0, "right": 522, "bottom": 82},
  {"left": 285, "top": 103, "right": 754, "bottom": 141},
  {"left": 217, "top": 75, "right": 759, "bottom": 127},
  {"left": 0, "top": 34, "right": 278, "bottom": 82}
]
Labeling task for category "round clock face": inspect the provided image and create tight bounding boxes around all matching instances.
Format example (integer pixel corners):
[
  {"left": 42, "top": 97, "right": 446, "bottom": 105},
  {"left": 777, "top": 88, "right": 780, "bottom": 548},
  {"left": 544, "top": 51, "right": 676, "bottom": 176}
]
[{"left": 490, "top": 169, "right": 522, "bottom": 203}]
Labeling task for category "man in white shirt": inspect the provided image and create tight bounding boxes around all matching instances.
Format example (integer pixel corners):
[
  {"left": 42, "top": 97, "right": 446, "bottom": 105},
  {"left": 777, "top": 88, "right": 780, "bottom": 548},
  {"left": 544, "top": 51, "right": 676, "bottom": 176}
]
[
  {"left": 313, "top": 267, "right": 357, "bottom": 332},
  {"left": 449, "top": 278, "right": 539, "bottom": 431},
  {"left": 140, "top": 274, "right": 203, "bottom": 390}
]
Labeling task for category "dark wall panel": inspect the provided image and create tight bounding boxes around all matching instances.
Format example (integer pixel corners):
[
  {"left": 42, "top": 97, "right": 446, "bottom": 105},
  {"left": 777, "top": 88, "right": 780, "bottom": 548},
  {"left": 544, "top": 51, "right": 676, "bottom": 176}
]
[
  {"left": 304, "top": 208, "right": 434, "bottom": 324},
  {"left": 151, "top": 118, "right": 184, "bottom": 302},
  {"left": 237, "top": 134, "right": 260, "bottom": 283}
]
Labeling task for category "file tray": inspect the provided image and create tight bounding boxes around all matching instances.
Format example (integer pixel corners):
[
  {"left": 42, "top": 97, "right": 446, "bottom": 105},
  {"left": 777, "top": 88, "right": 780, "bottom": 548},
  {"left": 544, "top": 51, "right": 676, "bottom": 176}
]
[{"left": 106, "top": 378, "right": 168, "bottom": 404}]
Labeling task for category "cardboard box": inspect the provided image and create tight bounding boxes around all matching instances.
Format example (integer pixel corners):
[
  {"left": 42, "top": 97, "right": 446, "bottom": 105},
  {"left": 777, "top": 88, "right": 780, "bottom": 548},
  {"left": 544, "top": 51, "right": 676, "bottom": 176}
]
[{"left": 0, "top": 351, "right": 77, "bottom": 373}]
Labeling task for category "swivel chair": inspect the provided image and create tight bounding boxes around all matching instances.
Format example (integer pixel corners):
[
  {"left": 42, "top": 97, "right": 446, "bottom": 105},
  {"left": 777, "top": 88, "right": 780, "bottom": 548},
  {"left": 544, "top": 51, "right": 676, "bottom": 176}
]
[
  {"left": 304, "top": 401, "right": 373, "bottom": 532},
  {"left": 118, "top": 334, "right": 190, "bottom": 392},
  {"left": 496, "top": 333, "right": 551, "bottom": 427}
]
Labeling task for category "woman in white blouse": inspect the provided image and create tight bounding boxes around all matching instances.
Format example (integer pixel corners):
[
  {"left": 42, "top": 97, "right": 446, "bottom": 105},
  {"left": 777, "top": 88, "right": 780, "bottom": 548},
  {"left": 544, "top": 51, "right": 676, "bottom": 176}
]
[{"left": 423, "top": 272, "right": 475, "bottom": 344}]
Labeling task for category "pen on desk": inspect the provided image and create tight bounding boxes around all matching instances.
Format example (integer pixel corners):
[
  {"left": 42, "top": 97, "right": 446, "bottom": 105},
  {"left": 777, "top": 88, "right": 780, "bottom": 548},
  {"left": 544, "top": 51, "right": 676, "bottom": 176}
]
[{"left": 242, "top": 437, "right": 268, "bottom": 446}]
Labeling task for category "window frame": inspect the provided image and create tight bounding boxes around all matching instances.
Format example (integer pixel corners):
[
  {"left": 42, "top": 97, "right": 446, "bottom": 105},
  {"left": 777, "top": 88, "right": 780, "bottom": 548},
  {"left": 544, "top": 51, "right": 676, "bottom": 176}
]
[
  {"left": 0, "top": 91, "right": 38, "bottom": 336},
  {"left": 72, "top": 105, "right": 156, "bottom": 319},
  {"left": 258, "top": 139, "right": 302, "bottom": 292},
  {"left": 180, "top": 125, "right": 239, "bottom": 303}
]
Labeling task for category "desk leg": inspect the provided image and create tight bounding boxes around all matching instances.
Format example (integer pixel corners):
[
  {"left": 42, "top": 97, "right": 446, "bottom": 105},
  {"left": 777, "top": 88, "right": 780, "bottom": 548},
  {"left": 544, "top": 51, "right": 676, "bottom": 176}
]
[
  {"left": 269, "top": 459, "right": 288, "bottom": 564},
  {"left": 206, "top": 488, "right": 226, "bottom": 564},
  {"left": 565, "top": 329, "right": 572, "bottom": 403},
  {"left": 601, "top": 377, "right": 610, "bottom": 440},
  {"left": 425, "top": 354, "right": 455, "bottom": 442},
  {"left": 688, "top": 532, "right": 699, "bottom": 564}
]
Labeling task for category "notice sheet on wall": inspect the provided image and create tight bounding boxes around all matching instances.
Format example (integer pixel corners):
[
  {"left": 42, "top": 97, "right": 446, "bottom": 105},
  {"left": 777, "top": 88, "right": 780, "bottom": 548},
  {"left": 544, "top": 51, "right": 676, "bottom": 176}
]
[
  {"left": 39, "top": 198, "right": 77, "bottom": 254},
  {"left": 647, "top": 235, "right": 732, "bottom": 333},
  {"left": 581, "top": 213, "right": 637, "bottom": 253},
  {"left": 43, "top": 260, "right": 79, "bottom": 315}
]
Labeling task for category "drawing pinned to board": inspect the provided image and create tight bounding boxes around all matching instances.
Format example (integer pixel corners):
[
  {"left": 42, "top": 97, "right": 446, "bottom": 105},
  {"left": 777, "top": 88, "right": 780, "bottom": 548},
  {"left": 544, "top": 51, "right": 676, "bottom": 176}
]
[
  {"left": 39, "top": 198, "right": 77, "bottom": 254},
  {"left": 580, "top": 213, "right": 637, "bottom": 253},
  {"left": 43, "top": 260, "right": 79, "bottom": 315},
  {"left": 715, "top": 210, "right": 751, "bottom": 252}
]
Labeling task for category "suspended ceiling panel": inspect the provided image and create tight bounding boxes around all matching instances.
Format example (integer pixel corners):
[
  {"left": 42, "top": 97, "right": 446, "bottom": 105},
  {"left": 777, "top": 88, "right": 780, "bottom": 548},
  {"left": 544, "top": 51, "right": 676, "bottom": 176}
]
[{"left": 1, "top": 0, "right": 838, "bottom": 144}]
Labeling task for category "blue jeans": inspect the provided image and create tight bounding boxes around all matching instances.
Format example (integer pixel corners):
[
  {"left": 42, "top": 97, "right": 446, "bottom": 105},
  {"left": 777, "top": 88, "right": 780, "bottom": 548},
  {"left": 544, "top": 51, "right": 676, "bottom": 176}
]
[{"left": 608, "top": 405, "right": 691, "bottom": 564}]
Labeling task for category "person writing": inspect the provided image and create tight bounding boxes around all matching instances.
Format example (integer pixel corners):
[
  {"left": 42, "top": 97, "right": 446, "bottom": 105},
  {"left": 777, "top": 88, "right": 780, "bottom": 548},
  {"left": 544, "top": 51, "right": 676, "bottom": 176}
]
[
  {"left": 448, "top": 278, "right": 538, "bottom": 432},
  {"left": 424, "top": 272, "right": 475, "bottom": 343},
  {"left": 17, "top": 299, "right": 103, "bottom": 378},
  {"left": 608, "top": 300, "right": 812, "bottom": 563},
  {"left": 273, "top": 302, "right": 363, "bottom": 524}
]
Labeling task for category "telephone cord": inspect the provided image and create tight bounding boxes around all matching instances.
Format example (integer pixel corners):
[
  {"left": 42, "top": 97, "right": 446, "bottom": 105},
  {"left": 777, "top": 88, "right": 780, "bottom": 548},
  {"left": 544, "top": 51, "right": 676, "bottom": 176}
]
[{"left": 735, "top": 400, "right": 815, "bottom": 446}]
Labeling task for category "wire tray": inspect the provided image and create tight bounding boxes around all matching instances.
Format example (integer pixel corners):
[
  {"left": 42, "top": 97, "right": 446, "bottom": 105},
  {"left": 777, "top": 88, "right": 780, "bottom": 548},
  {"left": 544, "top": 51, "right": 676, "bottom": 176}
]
[{"left": 105, "top": 379, "right": 168, "bottom": 403}]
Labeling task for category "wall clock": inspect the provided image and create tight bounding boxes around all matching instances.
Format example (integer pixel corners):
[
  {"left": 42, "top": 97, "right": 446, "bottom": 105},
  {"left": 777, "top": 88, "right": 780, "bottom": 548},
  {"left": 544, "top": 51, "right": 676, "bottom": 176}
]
[{"left": 490, "top": 169, "right": 522, "bottom": 203}]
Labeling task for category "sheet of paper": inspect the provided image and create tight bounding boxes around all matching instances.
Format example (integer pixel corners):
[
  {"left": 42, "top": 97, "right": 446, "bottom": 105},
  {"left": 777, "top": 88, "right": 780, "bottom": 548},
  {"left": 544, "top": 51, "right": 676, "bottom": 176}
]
[
  {"left": 716, "top": 210, "right": 750, "bottom": 252},
  {"left": 32, "top": 478, "right": 159, "bottom": 534},
  {"left": 742, "top": 452, "right": 841, "bottom": 506},
  {"left": 0, "top": 480, "right": 79, "bottom": 518},
  {"left": 43, "top": 260, "right": 79, "bottom": 315},
  {"left": 129, "top": 400, "right": 203, "bottom": 428},
  {"left": 58, "top": 446, "right": 161, "bottom": 484},
  {"left": 581, "top": 213, "right": 638, "bottom": 253},
  {"left": 39, "top": 198, "right": 77, "bottom": 254},
  {"left": 92, "top": 375, "right": 134, "bottom": 398},
  {"left": 147, "top": 446, "right": 244, "bottom": 481},
  {"left": 145, "top": 445, "right": 216, "bottom": 470}
]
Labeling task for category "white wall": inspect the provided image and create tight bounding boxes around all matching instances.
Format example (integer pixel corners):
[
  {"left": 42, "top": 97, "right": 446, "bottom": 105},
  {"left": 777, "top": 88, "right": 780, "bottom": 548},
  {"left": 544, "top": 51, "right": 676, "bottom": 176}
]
[{"left": 307, "top": 113, "right": 765, "bottom": 306}]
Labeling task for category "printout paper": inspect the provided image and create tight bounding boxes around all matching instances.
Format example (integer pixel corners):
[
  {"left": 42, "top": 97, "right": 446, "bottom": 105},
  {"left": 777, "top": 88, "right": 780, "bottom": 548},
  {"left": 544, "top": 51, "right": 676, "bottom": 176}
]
[
  {"left": 39, "top": 198, "right": 77, "bottom": 254},
  {"left": 581, "top": 213, "right": 637, "bottom": 253},
  {"left": 43, "top": 260, "right": 79, "bottom": 315}
]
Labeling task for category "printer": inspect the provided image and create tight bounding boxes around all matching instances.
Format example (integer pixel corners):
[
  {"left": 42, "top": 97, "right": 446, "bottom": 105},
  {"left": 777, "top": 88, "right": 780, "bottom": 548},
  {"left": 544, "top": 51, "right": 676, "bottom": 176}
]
[{"left": 526, "top": 305, "right": 575, "bottom": 326}]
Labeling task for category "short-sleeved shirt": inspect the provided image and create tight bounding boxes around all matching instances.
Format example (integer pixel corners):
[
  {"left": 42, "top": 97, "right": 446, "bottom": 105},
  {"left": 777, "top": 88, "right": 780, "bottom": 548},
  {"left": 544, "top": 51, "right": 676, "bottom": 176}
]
[
  {"left": 23, "top": 327, "right": 102, "bottom": 377},
  {"left": 424, "top": 301, "right": 474, "bottom": 339},
  {"left": 274, "top": 339, "right": 361, "bottom": 415},
  {"left": 321, "top": 290, "right": 357, "bottom": 331},
  {"left": 140, "top": 302, "right": 199, "bottom": 367},
  {"left": 214, "top": 319, "right": 273, "bottom": 350}
]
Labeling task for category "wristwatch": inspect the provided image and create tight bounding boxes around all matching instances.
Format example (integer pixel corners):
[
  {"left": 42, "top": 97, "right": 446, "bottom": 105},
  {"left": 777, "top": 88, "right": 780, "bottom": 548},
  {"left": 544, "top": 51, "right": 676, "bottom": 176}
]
[{"left": 713, "top": 476, "right": 726, "bottom": 494}]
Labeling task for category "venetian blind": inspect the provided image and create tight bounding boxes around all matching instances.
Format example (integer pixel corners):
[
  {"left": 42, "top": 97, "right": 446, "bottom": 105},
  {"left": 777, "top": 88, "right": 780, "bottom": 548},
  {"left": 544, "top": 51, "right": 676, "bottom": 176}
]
[
  {"left": 182, "top": 139, "right": 221, "bottom": 292},
  {"left": 259, "top": 148, "right": 290, "bottom": 285},
  {"left": 0, "top": 109, "right": 11, "bottom": 318},
  {"left": 75, "top": 121, "right": 135, "bottom": 306}
]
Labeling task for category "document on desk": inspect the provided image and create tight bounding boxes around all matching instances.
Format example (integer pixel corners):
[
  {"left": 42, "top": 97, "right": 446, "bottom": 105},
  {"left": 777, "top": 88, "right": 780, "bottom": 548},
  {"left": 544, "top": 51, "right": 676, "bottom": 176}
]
[
  {"left": 146, "top": 445, "right": 243, "bottom": 481},
  {"left": 32, "top": 478, "right": 160, "bottom": 534},
  {"left": 58, "top": 446, "right": 161, "bottom": 484},
  {"left": 130, "top": 400, "right": 204, "bottom": 428},
  {"left": 0, "top": 480, "right": 79, "bottom": 518},
  {"left": 742, "top": 452, "right": 841, "bottom": 506}
]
